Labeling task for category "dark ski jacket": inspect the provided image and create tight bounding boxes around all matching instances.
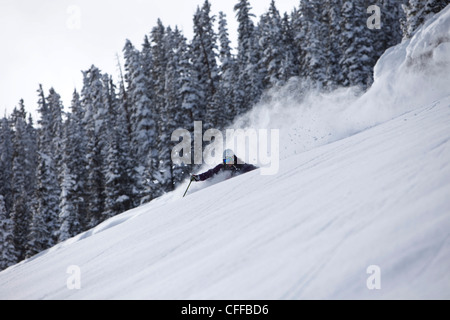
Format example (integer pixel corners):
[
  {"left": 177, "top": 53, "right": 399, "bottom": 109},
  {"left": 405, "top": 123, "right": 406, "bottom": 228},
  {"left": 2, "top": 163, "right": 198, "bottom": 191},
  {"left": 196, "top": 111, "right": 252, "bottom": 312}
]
[{"left": 197, "top": 157, "right": 258, "bottom": 181}]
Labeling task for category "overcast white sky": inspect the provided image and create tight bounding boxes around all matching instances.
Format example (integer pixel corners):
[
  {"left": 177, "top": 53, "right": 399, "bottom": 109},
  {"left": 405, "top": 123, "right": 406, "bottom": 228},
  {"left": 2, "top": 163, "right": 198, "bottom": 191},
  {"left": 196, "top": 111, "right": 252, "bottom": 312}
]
[{"left": 0, "top": 0, "right": 298, "bottom": 120}]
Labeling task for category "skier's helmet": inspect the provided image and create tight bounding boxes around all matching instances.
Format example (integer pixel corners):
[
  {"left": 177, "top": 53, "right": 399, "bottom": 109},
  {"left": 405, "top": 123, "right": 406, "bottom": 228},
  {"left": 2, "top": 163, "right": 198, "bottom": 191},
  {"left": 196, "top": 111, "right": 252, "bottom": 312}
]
[{"left": 223, "top": 149, "right": 235, "bottom": 165}]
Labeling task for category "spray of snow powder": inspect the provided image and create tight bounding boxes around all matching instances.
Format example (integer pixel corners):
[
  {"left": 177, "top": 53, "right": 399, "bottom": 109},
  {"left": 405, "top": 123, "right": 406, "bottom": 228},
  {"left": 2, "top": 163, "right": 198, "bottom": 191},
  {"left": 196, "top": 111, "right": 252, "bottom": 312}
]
[
  {"left": 231, "top": 5, "right": 450, "bottom": 164},
  {"left": 177, "top": 5, "right": 450, "bottom": 196}
]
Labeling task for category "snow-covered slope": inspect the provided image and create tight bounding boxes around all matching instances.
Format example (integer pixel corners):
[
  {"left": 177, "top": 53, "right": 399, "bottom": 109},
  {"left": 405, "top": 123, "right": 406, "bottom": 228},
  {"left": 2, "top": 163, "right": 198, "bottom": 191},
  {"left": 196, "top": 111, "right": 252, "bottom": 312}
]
[
  {"left": 1, "top": 97, "right": 449, "bottom": 300},
  {"left": 1, "top": 6, "right": 450, "bottom": 300}
]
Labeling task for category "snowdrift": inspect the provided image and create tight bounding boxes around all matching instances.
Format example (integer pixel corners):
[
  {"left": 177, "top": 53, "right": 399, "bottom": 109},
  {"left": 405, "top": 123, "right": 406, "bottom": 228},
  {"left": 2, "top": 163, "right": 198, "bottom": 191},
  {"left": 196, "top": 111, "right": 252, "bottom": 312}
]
[{"left": 1, "top": 6, "right": 449, "bottom": 300}]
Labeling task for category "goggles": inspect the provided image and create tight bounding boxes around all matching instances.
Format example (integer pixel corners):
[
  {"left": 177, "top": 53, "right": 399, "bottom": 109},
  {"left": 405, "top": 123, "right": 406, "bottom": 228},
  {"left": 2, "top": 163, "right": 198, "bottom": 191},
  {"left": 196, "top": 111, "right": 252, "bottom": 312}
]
[{"left": 223, "top": 156, "right": 234, "bottom": 164}]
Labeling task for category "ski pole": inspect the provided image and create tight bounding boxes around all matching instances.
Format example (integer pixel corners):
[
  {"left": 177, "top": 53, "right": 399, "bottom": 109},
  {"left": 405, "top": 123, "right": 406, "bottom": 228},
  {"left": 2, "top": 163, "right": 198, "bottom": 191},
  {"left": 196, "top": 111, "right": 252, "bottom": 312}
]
[{"left": 183, "top": 179, "right": 193, "bottom": 198}]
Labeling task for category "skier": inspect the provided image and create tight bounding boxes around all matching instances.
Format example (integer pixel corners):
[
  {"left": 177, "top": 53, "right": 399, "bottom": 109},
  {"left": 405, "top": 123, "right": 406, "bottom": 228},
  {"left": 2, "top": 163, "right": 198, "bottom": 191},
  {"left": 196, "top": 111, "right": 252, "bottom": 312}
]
[{"left": 191, "top": 149, "right": 258, "bottom": 182}]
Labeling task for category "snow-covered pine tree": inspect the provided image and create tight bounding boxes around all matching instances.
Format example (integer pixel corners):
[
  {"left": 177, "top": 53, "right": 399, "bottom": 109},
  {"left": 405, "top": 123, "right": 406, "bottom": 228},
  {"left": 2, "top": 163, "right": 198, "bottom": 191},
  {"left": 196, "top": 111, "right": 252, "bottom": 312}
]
[
  {"left": 124, "top": 38, "right": 162, "bottom": 203},
  {"left": 9, "top": 102, "right": 36, "bottom": 261},
  {"left": 278, "top": 12, "right": 298, "bottom": 86},
  {"left": 58, "top": 162, "right": 80, "bottom": 242},
  {"left": 123, "top": 40, "right": 150, "bottom": 204},
  {"left": 10, "top": 189, "right": 29, "bottom": 262},
  {"left": 81, "top": 66, "right": 107, "bottom": 228},
  {"left": 102, "top": 75, "right": 134, "bottom": 218},
  {"left": 258, "top": 1, "right": 284, "bottom": 88},
  {"left": 291, "top": 5, "right": 304, "bottom": 78},
  {"left": 154, "top": 26, "right": 179, "bottom": 193},
  {"left": 117, "top": 71, "right": 143, "bottom": 208},
  {"left": 179, "top": 40, "right": 202, "bottom": 132},
  {"left": 339, "top": 0, "right": 376, "bottom": 88},
  {"left": 402, "top": 0, "right": 448, "bottom": 38},
  {"left": 322, "top": 0, "right": 343, "bottom": 88},
  {"left": 212, "top": 11, "right": 237, "bottom": 127},
  {"left": 234, "top": 0, "right": 263, "bottom": 114},
  {"left": 28, "top": 150, "right": 59, "bottom": 257},
  {"left": 296, "top": 0, "right": 329, "bottom": 87},
  {"left": 234, "top": 0, "right": 255, "bottom": 66},
  {"left": 140, "top": 35, "right": 158, "bottom": 170},
  {"left": 376, "top": 0, "right": 404, "bottom": 53},
  {"left": 25, "top": 113, "right": 38, "bottom": 194},
  {"left": 125, "top": 29, "right": 181, "bottom": 203},
  {"left": 152, "top": 27, "right": 169, "bottom": 139},
  {"left": 112, "top": 75, "right": 137, "bottom": 208},
  {"left": 0, "top": 116, "right": 14, "bottom": 215},
  {"left": 141, "top": 35, "right": 155, "bottom": 100},
  {"left": 151, "top": 19, "right": 169, "bottom": 128},
  {"left": 123, "top": 40, "right": 156, "bottom": 169},
  {"left": 217, "top": 11, "right": 233, "bottom": 83},
  {"left": 424, "top": 0, "right": 449, "bottom": 18},
  {"left": 11, "top": 101, "right": 38, "bottom": 202},
  {"left": 149, "top": 20, "right": 177, "bottom": 196},
  {"left": 191, "top": 0, "right": 219, "bottom": 129},
  {"left": 0, "top": 195, "right": 16, "bottom": 270},
  {"left": 58, "top": 90, "right": 86, "bottom": 241},
  {"left": 32, "top": 86, "right": 63, "bottom": 249},
  {"left": 46, "top": 88, "right": 64, "bottom": 176},
  {"left": 164, "top": 27, "right": 192, "bottom": 188},
  {"left": 176, "top": 30, "right": 203, "bottom": 179},
  {"left": 164, "top": 27, "right": 190, "bottom": 128}
]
